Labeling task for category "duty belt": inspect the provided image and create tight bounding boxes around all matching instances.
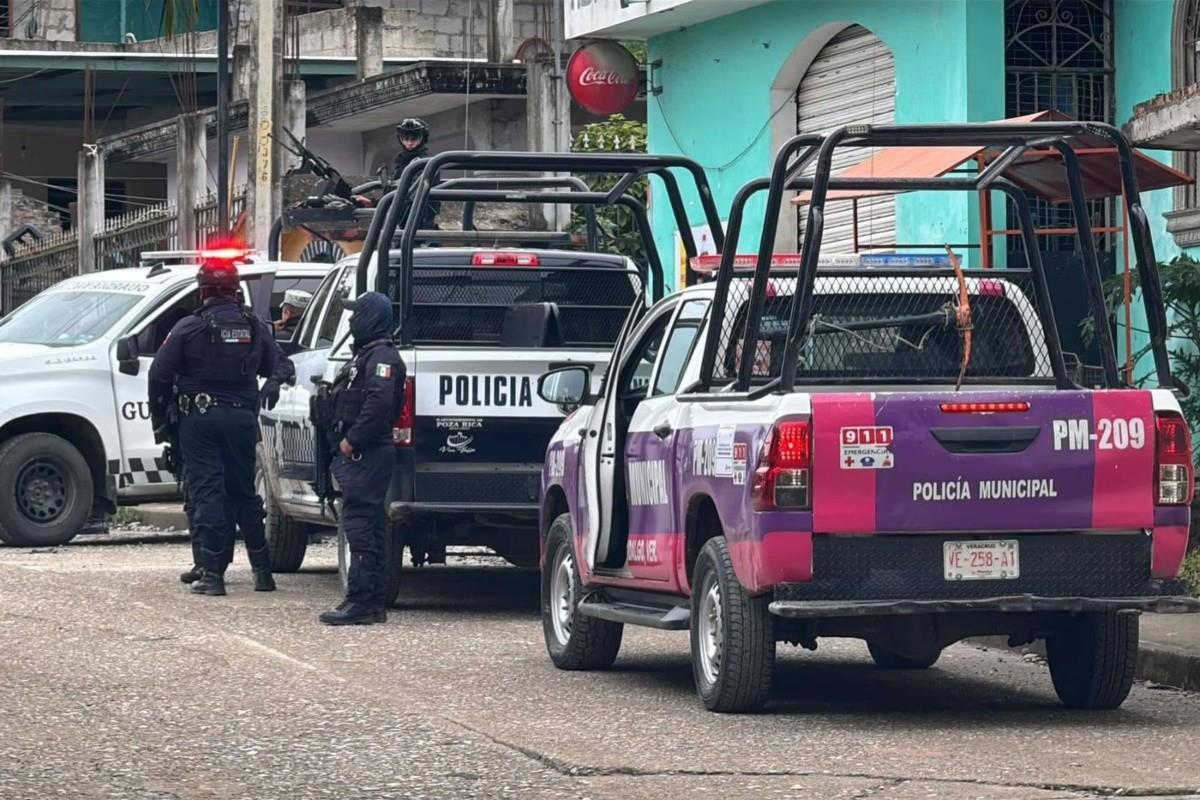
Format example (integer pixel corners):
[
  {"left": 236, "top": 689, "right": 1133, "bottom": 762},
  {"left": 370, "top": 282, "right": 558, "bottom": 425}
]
[{"left": 179, "top": 393, "right": 250, "bottom": 415}]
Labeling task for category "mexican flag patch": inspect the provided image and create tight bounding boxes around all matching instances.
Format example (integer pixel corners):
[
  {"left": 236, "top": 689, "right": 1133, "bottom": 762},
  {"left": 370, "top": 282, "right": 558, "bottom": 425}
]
[{"left": 375, "top": 363, "right": 393, "bottom": 379}]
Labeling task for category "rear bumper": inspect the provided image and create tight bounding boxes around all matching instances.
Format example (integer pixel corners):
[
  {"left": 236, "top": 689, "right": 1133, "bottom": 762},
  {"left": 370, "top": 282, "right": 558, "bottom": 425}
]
[
  {"left": 767, "top": 532, "right": 1198, "bottom": 617},
  {"left": 770, "top": 594, "right": 1200, "bottom": 619}
]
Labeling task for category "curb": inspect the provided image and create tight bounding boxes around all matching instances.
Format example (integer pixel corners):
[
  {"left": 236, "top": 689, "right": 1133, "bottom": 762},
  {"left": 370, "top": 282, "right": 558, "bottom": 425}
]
[
  {"left": 135, "top": 504, "right": 190, "bottom": 533},
  {"left": 971, "top": 634, "right": 1200, "bottom": 693}
]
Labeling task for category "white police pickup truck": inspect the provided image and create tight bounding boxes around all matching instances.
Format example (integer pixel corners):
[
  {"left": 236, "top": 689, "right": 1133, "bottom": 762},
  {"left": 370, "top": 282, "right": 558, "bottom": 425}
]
[
  {"left": 256, "top": 246, "right": 643, "bottom": 596},
  {"left": 0, "top": 252, "right": 329, "bottom": 546}
]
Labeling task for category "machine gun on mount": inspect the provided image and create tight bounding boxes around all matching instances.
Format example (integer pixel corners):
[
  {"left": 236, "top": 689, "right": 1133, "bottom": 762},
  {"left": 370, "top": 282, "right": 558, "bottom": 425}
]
[{"left": 266, "top": 127, "right": 381, "bottom": 264}]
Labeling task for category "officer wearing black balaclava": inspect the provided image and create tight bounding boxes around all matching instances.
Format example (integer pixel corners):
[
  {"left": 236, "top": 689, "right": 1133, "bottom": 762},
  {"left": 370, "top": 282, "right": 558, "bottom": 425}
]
[{"left": 319, "top": 291, "right": 406, "bottom": 626}]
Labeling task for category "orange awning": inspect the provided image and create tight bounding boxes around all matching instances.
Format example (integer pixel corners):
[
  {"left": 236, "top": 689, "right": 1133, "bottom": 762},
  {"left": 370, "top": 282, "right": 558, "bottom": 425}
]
[{"left": 793, "top": 110, "right": 1192, "bottom": 204}]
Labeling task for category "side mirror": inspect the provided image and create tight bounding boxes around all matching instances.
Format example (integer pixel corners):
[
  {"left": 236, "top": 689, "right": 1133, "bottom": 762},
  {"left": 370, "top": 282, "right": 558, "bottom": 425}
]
[
  {"left": 116, "top": 336, "right": 141, "bottom": 376},
  {"left": 538, "top": 366, "right": 592, "bottom": 410},
  {"left": 1173, "top": 375, "right": 1192, "bottom": 398}
]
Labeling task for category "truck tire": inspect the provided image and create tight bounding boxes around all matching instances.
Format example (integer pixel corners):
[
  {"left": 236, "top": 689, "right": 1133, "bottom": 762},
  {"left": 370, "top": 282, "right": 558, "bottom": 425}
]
[
  {"left": 541, "top": 514, "right": 622, "bottom": 670},
  {"left": 255, "top": 461, "right": 308, "bottom": 573},
  {"left": 1046, "top": 611, "right": 1139, "bottom": 710},
  {"left": 867, "top": 642, "right": 942, "bottom": 670},
  {"left": 338, "top": 521, "right": 405, "bottom": 608},
  {"left": 0, "top": 433, "right": 94, "bottom": 547},
  {"left": 690, "top": 536, "right": 774, "bottom": 713}
]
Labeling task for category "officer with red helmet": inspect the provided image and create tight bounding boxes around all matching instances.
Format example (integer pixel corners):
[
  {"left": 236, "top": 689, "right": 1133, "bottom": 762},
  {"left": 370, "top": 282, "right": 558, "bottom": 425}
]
[{"left": 148, "top": 253, "right": 293, "bottom": 596}]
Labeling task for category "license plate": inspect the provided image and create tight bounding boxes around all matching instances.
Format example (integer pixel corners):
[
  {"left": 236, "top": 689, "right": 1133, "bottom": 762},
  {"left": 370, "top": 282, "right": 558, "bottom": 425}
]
[{"left": 943, "top": 540, "right": 1019, "bottom": 581}]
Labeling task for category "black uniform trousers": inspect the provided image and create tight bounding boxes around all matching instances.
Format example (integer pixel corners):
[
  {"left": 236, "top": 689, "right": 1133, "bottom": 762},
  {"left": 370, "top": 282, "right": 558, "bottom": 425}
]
[
  {"left": 332, "top": 444, "right": 391, "bottom": 610},
  {"left": 180, "top": 404, "right": 267, "bottom": 569}
]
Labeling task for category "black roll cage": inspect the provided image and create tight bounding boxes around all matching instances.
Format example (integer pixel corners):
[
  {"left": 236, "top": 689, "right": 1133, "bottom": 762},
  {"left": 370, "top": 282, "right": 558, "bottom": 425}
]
[
  {"left": 696, "top": 123, "right": 1172, "bottom": 395},
  {"left": 356, "top": 151, "right": 725, "bottom": 346}
]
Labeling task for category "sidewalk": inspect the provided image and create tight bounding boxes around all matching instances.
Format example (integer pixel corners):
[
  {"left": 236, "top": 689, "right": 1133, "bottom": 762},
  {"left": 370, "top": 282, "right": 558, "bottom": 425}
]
[
  {"left": 1139, "top": 613, "right": 1200, "bottom": 692},
  {"left": 133, "top": 503, "right": 189, "bottom": 532}
]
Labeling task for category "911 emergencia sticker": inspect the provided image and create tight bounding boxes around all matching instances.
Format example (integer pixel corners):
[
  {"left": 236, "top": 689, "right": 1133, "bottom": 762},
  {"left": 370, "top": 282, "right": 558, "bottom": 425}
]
[{"left": 840, "top": 426, "right": 894, "bottom": 470}]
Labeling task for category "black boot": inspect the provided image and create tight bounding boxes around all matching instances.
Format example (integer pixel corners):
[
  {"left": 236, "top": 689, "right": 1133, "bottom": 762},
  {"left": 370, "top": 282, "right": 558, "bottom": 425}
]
[
  {"left": 190, "top": 569, "right": 226, "bottom": 596},
  {"left": 318, "top": 603, "right": 386, "bottom": 626},
  {"left": 181, "top": 533, "right": 204, "bottom": 583},
  {"left": 247, "top": 545, "right": 276, "bottom": 592},
  {"left": 190, "top": 548, "right": 226, "bottom": 596}
]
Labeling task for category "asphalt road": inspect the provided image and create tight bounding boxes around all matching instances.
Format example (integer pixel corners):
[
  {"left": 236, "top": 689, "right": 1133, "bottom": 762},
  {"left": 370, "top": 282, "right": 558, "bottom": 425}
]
[{"left": 2, "top": 535, "right": 1200, "bottom": 800}]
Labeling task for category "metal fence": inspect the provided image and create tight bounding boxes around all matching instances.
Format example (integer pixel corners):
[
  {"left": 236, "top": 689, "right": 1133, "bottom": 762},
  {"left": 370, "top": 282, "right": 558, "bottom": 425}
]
[
  {"left": 0, "top": 229, "right": 79, "bottom": 317},
  {"left": 0, "top": 191, "right": 250, "bottom": 317},
  {"left": 94, "top": 206, "right": 179, "bottom": 271},
  {"left": 194, "top": 193, "right": 246, "bottom": 245}
]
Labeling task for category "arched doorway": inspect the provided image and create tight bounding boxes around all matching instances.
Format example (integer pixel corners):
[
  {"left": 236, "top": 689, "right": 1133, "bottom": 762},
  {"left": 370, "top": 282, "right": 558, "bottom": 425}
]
[{"left": 794, "top": 24, "right": 896, "bottom": 254}]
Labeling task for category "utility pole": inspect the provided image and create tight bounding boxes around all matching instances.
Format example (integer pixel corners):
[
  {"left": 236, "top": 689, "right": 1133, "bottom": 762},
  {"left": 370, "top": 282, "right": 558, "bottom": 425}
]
[
  {"left": 217, "top": 0, "right": 230, "bottom": 236},
  {"left": 247, "top": 0, "right": 282, "bottom": 252}
]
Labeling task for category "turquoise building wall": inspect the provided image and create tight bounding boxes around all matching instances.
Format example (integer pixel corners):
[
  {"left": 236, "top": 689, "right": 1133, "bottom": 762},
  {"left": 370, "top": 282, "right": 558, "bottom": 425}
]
[{"left": 646, "top": 0, "right": 1006, "bottom": 289}]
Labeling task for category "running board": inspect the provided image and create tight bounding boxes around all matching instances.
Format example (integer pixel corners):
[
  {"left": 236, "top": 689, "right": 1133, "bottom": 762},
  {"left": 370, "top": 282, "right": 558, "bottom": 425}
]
[{"left": 576, "top": 592, "right": 691, "bottom": 630}]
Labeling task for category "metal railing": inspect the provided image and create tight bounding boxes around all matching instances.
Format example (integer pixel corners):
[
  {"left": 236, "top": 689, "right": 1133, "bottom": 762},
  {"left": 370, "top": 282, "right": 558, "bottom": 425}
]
[
  {"left": 0, "top": 229, "right": 78, "bottom": 317},
  {"left": 0, "top": 191, "right": 248, "bottom": 317},
  {"left": 94, "top": 206, "right": 178, "bottom": 271}
]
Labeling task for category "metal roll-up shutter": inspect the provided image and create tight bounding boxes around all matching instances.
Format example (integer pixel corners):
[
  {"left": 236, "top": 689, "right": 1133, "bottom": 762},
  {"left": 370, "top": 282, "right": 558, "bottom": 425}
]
[{"left": 796, "top": 24, "right": 896, "bottom": 254}]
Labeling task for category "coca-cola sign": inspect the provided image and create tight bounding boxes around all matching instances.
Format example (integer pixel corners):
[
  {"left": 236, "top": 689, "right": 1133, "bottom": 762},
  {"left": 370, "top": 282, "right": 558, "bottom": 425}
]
[{"left": 567, "top": 41, "right": 639, "bottom": 116}]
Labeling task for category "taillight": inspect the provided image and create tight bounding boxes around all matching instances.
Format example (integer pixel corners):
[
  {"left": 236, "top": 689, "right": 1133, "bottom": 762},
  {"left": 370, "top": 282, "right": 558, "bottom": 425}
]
[
  {"left": 1155, "top": 411, "right": 1193, "bottom": 505},
  {"left": 471, "top": 251, "right": 539, "bottom": 267},
  {"left": 752, "top": 419, "right": 811, "bottom": 511},
  {"left": 393, "top": 377, "right": 415, "bottom": 447}
]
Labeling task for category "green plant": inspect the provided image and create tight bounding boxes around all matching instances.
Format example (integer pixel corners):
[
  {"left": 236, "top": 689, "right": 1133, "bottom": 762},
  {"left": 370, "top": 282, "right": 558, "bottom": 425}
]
[
  {"left": 1085, "top": 255, "right": 1200, "bottom": 460},
  {"left": 569, "top": 114, "right": 649, "bottom": 263},
  {"left": 1180, "top": 548, "right": 1200, "bottom": 598},
  {"left": 156, "top": 0, "right": 202, "bottom": 39},
  {"left": 109, "top": 507, "right": 144, "bottom": 527}
]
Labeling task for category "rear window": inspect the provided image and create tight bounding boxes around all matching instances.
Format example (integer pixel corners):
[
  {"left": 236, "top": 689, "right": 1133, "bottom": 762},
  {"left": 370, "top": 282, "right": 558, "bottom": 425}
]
[
  {"left": 399, "top": 264, "right": 638, "bottom": 347},
  {"left": 715, "top": 277, "right": 1046, "bottom": 383}
]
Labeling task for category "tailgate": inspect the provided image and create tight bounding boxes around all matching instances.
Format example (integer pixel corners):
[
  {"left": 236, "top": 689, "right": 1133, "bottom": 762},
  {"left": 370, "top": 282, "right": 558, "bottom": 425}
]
[
  {"left": 412, "top": 349, "right": 605, "bottom": 465},
  {"left": 811, "top": 390, "right": 1156, "bottom": 534}
]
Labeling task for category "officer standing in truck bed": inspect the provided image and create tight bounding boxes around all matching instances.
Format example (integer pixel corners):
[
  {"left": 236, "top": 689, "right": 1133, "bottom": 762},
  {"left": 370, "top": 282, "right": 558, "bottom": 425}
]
[{"left": 148, "top": 257, "right": 293, "bottom": 596}]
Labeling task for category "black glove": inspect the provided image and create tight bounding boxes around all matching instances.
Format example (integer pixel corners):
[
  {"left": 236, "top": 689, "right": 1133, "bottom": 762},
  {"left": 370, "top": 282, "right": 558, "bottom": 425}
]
[{"left": 260, "top": 379, "right": 281, "bottom": 411}]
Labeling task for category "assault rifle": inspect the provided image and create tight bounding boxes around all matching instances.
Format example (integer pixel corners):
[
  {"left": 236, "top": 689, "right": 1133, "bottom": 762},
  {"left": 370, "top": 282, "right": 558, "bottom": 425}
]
[{"left": 309, "top": 378, "right": 340, "bottom": 517}]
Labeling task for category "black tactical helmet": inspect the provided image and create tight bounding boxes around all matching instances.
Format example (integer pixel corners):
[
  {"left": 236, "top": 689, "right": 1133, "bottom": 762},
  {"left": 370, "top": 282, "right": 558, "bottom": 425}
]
[
  {"left": 396, "top": 117, "right": 429, "bottom": 145},
  {"left": 197, "top": 247, "right": 243, "bottom": 293}
]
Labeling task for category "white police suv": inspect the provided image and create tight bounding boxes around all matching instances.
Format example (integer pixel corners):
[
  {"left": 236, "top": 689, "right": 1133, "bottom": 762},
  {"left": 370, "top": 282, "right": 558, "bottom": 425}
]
[{"left": 0, "top": 250, "right": 330, "bottom": 546}]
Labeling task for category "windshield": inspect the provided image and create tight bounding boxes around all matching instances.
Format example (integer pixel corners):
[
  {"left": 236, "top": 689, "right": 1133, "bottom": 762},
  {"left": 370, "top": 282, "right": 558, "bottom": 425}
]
[{"left": 0, "top": 290, "right": 143, "bottom": 347}]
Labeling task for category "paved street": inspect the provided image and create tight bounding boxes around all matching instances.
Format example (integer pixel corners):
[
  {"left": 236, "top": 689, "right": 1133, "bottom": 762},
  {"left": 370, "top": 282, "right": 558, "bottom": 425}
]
[{"left": 3, "top": 535, "right": 1200, "bottom": 800}]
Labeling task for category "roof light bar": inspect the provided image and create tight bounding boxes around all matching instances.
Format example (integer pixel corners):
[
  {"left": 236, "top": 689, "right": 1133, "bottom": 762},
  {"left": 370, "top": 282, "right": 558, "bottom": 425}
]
[{"left": 689, "top": 252, "right": 956, "bottom": 272}]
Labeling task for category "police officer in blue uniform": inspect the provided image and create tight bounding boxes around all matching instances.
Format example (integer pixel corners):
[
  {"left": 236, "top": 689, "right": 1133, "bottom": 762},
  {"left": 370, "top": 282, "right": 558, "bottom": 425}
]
[
  {"left": 149, "top": 258, "right": 293, "bottom": 596},
  {"left": 319, "top": 291, "right": 406, "bottom": 626}
]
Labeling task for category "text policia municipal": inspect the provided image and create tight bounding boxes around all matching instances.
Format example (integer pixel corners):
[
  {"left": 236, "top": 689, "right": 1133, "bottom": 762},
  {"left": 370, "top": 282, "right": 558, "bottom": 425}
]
[{"left": 913, "top": 478, "right": 1059, "bottom": 502}]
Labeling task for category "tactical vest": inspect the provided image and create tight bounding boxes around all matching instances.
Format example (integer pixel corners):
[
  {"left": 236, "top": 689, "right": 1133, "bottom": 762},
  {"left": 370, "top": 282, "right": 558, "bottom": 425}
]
[
  {"left": 328, "top": 341, "right": 403, "bottom": 443},
  {"left": 189, "top": 305, "right": 262, "bottom": 387}
]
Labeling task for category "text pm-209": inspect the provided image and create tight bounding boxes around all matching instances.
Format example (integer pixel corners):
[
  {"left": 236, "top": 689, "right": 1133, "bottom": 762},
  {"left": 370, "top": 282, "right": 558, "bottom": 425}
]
[{"left": 1052, "top": 417, "right": 1147, "bottom": 451}]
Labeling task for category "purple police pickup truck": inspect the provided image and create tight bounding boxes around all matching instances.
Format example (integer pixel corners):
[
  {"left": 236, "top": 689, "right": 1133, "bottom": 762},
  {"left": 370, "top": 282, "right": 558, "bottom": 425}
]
[{"left": 532, "top": 123, "right": 1200, "bottom": 713}]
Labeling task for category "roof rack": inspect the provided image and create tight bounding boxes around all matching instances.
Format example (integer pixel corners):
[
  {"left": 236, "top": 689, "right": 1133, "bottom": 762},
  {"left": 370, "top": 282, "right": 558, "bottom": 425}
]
[
  {"left": 357, "top": 151, "right": 726, "bottom": 346},
  {"left": 695, "top": 122, "right": 1171, "bottom": 394}
]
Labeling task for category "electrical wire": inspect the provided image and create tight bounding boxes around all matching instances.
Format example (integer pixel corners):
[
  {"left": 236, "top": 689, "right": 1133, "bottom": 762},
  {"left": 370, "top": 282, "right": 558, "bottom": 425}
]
[
  {"left": 653, "top": 88, "right": 796, "bottom": 172},
  {"left": 0, "top": 171, "right": 168, "bottom": 205}
]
